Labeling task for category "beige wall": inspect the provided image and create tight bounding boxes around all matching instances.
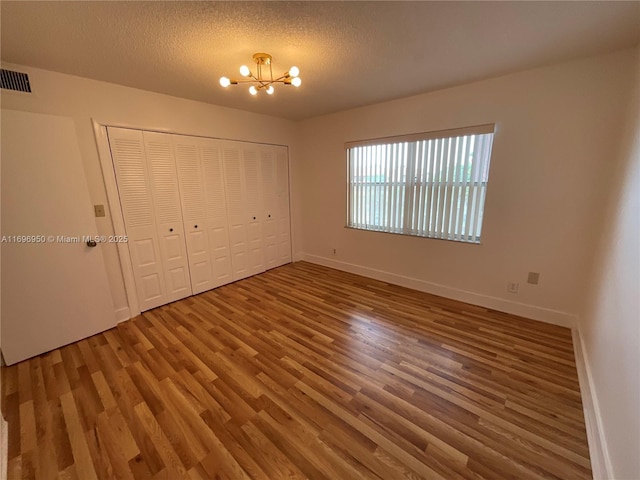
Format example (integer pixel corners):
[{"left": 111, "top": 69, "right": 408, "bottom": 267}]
[
  {"left": 0, "top": 64, "right": 297, "bottom": 319},
  {"left": 295, "top": 48, "right": 637, "bottom": 324},
  {"left": 580, "top": 47, "right": 640, "bottom": 479}
]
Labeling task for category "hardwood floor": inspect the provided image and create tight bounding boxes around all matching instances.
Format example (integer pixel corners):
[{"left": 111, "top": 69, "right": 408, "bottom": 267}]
[{"left": 2, "top": 261, "right": 592, "bottom": 479}]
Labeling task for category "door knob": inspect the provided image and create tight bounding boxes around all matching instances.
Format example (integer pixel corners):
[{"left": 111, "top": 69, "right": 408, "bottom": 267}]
[
  {"left": 194, "top": 225, "right": 198, "bottom": 228},
  {"left": 268, "top": 214, "right": 271, "bottom": 218},
  {"left": 252, "top": 216, "right": 256, "bottom": 220},
  {"left": 169, "top": 228, "right": 173, "bottom": 232},
  {"left": 86, "top": 240, "right": 97, "bottom": 247}
]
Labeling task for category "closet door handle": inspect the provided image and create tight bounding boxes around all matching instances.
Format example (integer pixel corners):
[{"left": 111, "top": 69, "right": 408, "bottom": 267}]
[
  {"left": 169, "top": 228, "right": 174, "bottom": 232},
  {"left": 194, "top": 225, "right": 198, "bottom": 229},
  {"left": 252, "top": 216, "right": 256, "bottom": 220},
  {"left": 268, "top": 214, "right": 271, "bottom": 218}
]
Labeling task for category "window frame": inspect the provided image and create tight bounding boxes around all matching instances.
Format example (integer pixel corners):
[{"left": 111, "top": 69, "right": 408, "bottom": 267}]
[{"left": 345, "top": 124, "right": 495, "bottom": 244}]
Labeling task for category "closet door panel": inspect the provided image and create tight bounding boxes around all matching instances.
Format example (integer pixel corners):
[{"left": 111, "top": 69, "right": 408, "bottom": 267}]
[
  {"left": 260, "top": 147, "right": 278, "bottom": 270},
  {"left": 222, "top": 142, "right": 250, "bottom": 281},
  {"left": 209, "top": 225, "right": 233, "bottom": 284},
  {"left": 275, "top": 146, "right": 292, "bottom": 266},
  {"left": 143, "top": 131, "right": 192, "bottom": 302},
  {"left": 174, "top": 137, "right": 214, "bottom": 294},
  {"left": 187, "top": 230, "right": 211, "bottom": 290},
  {"left": 243, "top": 146, "right": 265, "bottom": 276},
  {"left": 159, "top": 243, "right": 190, "bottom": 301},
  {"left": 125, "top": 231, "right": 165, "bottom": 310},
  {"left": 201, "top": 139, "right": 233, "bottom": 287},
  {"left": 108, "top": 127, "right": 167, "bottom": 311}
]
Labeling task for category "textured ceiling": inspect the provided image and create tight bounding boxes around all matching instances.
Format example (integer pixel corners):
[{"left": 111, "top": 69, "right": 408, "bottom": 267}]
[{"left": 1, "top": 1, "right": 639, "bottom": 120}]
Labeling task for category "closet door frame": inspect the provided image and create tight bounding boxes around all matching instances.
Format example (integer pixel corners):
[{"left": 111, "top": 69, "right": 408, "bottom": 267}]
[{"left": 93, "top": 120, "right": 292, "bottom": 320}]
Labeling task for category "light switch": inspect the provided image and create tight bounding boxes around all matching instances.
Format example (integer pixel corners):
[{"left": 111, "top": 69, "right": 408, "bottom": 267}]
[{"left": 94, "top": 204, "right": 106, "bottom": 217}]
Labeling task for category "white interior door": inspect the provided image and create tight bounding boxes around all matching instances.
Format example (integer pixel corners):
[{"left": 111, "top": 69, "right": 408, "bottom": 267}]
[
  {"left": 260, "top": 147, "right": 278, "bottom": 270},
  {"left": 222, "top": 141, "right": 250, "bottom": 281},
  {"left": 108, "top": 127, "right": 168, "bottom": 311},
  {"left": 142, "top": 132, "right": 192, "bottom": 303},
  {"left": 174, "top": 136, "right": 214, "bottom": 294},
  {"left": 200, "top": 139, "right": 233, "bottom": 287},
  {"left": 1, "top": 110, "right": 116, "bottom": 365},
  {"left": 243, "top": 146, "right": 265, "bottom": 276},
  {"left": 275, "top": 146, "right": 292, "bottom": 266}
]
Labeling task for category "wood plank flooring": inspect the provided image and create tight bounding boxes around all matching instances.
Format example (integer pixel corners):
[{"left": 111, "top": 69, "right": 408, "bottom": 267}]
[{"left": 2, "top": 261, "right": 592, "bottom": 479}]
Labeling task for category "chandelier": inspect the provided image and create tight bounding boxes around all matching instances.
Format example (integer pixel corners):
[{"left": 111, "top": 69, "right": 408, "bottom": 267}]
[{"left": 219, "top": 53, "right": 301, "bottom": 96}]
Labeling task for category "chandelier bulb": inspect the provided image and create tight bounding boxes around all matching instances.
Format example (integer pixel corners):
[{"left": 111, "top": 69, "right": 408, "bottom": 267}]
[
  {"left": 240, "top": 65, "right": 251, "bottom": 77},
  {"left": 288, "top": 66, "right": 300, "bottom": 78},
  {"left": 219, "top": 76, "right": 231, "bottom": 88},
  {"left": 291, "top": 77, "right": 302, "bottom": 87},
  {"left": 249, "top": 86, "right": 258, "bottom": 96},
  {"left": 266, "top": 85, "right": 275, "bottom": 95}
]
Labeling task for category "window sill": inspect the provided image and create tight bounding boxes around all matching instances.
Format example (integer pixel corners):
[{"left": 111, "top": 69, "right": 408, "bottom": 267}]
[{"left": 343, "top": 225, "right": 482, "bottom": 245}]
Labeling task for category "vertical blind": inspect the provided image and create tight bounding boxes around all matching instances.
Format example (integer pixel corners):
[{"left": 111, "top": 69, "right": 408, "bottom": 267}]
[{"left": 347, "top": 124, "right": 495, "bottom": 243}]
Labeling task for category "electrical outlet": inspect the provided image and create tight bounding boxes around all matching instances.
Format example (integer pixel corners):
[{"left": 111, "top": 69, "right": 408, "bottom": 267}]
[
  {"left": 332, "top": 248, "right": 337, "bottom": 255},
  {"left": 527, "top": 272, "right": 540, "bottom": 285},
  {"left": 508, "top": 282, "right": 519, "bottom": 294}
]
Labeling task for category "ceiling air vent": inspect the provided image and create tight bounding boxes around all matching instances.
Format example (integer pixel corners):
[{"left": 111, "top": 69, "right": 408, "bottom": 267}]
[{"left": 1, "top": 69, "right": 31, "bottom": 93}]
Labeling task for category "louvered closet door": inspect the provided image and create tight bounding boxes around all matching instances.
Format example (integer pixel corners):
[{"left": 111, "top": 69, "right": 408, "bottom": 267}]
[
  {"left": 260, "top": 146, "right": 278, "bottom": 270},
  {"left": 243, "top": 145, "right": 265, "bottom": 276},
  {"left": 174, "top": 136, "right": 214, "bottom": 294},
  {"left": 200, "top": 139, "right": 233, "bottom": 287},
  {"left": 142, "top": 132, "right": 192, "bottom": 302},
  {"left": 222, "top": 141, "right": 250, "bottom": 281},
  {"left": 107, "top": 127, "right": 167, "bottom": 311},
  {"left": 275, "top": 146, "right": 292, "bottom": 266}
]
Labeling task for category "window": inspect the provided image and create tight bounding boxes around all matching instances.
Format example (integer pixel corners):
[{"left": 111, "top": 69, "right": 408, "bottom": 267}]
[{"left": 347, "top": 124, "right": 495, "bottom": 244}]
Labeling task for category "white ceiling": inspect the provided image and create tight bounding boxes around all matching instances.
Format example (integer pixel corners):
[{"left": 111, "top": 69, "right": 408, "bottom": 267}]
[{"left": 1, "top": 1, "right": 639, "bottom": 121}]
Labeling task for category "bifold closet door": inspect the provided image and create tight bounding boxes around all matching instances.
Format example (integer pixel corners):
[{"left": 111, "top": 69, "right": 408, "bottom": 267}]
[
  {"left": 222, "top": 141, "right": 251, "bottom": 281},
  {"left": 242, "top": 145, "right": 265, "bottom": 276},
  {"left": 108, "top": 127, "right": 191, "bottom": 311},
  {"left": 110, "top": 128, "right": 291, "bottom": 311},
  {"left": 200, "top": 139, "right": 233, "bottom": 287},
  {"left": 108, "top": 127, "right": 167, "bottom": 311},
  {"left": 275, "top": 146, "right": 293, "bottom": 266},
  {"left": 174, "top": 135, "right": 233, "bottom": 292},
  {"left": 173, "top": 136, "right": 215, "bottom": 294},
  {"left": 261, "top": 147, "right": 278, "bottom": 270},
  {"left": 142, "top": 132, "right": 192, "bottom": 303}
]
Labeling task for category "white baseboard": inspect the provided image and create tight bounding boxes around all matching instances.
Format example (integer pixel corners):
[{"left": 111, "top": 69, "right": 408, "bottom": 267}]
[
  {"left": 115, "top": 307, "right": 131, "bottom": 324},
  {"left": 298, "top": 253, "right": 577, "bottom": 328},
  {"left": 0, "top": 415, "right": 7, "bottom": 480},
  {"left": 572, "top": 329, "right": 613, "bottom": 480}
]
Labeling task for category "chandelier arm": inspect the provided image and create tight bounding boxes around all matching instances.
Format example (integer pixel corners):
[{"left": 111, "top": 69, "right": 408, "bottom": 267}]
[
  {"left": 232, "top": 79, "right": 289, "bottom": 86},
  {"left": 220, "top": 53, "right": 300, "bottom": 93}
]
